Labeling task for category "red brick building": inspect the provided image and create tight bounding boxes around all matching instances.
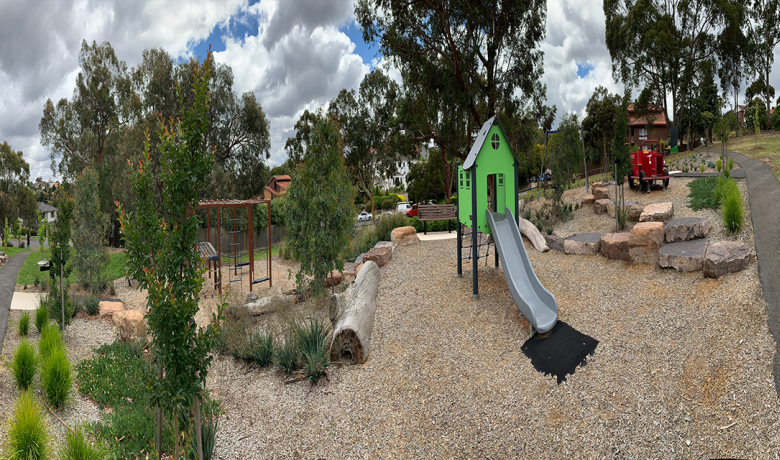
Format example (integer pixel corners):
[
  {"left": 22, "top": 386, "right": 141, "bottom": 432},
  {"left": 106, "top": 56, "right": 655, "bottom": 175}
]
[
  {"left": 262, "top": 175, "right": 291, "bottom": 200},
  {"left": 627, "top": 104, "right": 669, "bottom": 148}
]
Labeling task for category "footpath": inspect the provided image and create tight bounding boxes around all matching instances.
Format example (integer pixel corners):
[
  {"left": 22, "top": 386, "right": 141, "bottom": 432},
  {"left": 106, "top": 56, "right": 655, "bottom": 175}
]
[{"left": 0, "top": 252, "right": 31, "bottom": 347}]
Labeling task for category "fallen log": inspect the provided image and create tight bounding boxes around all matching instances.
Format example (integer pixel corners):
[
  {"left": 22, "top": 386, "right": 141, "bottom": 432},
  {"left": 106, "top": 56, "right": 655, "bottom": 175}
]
[
  {"left": 517, "top": 217, "right": 550, "bottom": 252},
  {"left": 329, "top": 261, "right": 380, "bottom": 364}
]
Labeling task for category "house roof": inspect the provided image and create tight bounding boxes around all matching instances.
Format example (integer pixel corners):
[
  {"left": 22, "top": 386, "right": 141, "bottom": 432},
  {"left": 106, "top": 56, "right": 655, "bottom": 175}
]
[
  {"left": 463, "top": 116, "right": 515, "bottom": 170},
  {"left": 271, "top": 175, "right": 291, "bottom": 181},
  {"left": 37, "top": 202, "right": 57, "bottom": 213},
  {"left": 627, "top": 104, "right": 668, "bottom": 127}
]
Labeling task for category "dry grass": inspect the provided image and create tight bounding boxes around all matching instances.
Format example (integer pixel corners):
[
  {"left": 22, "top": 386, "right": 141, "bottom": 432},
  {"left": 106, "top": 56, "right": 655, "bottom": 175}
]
[{"left": 727, "top": 132, "right": 780, "bottom": 179}]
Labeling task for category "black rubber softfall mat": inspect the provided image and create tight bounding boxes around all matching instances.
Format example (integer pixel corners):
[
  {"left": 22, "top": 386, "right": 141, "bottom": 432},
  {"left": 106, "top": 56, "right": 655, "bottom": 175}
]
[{"left": 521, "top": 321, "right": 598, "bottom": 384}]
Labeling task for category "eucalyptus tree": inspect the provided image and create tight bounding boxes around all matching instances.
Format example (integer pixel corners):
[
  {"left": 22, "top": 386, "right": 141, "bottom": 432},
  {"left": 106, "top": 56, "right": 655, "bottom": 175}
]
[
  {"left": 717, "top": 1, "right": 749, "bottom": 129},
  {"left": 582, "top": 86, "right": 621, "bottom": 168},
  {"left": 604, "top": 0, "right": 740, "bottom": 133},
  {"left": 0, "top": 141, "right": 32, "bottom": 230},
  {"left": 745, "top": 0, "right": 780, "bottom": 129}
]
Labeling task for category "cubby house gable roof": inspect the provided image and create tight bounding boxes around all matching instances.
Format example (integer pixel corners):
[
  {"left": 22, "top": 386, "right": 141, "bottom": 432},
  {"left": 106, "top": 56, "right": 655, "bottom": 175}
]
[{"left": 462, "top": 116, "right": 515, "bottom": 170}]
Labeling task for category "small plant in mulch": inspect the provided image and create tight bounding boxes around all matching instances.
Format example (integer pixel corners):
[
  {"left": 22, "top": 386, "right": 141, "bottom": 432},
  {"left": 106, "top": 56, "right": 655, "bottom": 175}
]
[
  {"left": 41, "top": 346, "right": 73, "bottom": 409},
  {"left": 35, "top": 305, "right": 49, "bottom": 333},
  {"left": 18, "top": 311, "right": 30, "bottom": 336},
  {"left": 11, "top": 339, "right": 38, "bottom": 390},
  {"left": 58, "top": 424, "right": 108, "bottom": 460},
  {"left": 38, "top": 323, "right": 63, "bottom": 361},
  {"left": 1, "top": 391, "right": 51, "bottom": 460}
]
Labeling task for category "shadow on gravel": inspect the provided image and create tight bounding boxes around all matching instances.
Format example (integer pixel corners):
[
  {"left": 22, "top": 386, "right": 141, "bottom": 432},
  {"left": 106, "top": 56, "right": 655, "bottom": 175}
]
[{"left": 521, "top": 321, "right": 598, "bottom": 384}]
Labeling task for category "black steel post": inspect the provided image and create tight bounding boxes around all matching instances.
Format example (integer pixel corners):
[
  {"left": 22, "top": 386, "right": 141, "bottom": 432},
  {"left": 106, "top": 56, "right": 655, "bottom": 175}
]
[
  {"left": 456, "top": 162, "right": 462, "bottom": 278},
  {"left": 514, "top": 159, "right": 519, "bottom": 224},
  {"left": 471, "top": 166, "right": 478, "bottom": 299}
]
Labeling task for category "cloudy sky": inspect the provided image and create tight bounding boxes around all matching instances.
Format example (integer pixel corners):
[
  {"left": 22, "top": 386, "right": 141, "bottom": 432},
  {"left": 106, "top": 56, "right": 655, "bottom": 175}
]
[{"left": 0, "top": 0, "right": 765, "bottom": 181}]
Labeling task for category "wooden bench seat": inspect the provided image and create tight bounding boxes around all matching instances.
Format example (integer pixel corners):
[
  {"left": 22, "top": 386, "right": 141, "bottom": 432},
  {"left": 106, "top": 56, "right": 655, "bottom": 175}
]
[{"left": 417, "top": 204, "right": 456, "bottom": 234}]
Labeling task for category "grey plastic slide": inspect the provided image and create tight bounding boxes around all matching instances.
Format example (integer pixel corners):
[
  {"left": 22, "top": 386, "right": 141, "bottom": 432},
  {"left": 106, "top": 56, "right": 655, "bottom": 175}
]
[{"left": 486, "top": 207, "right": 558, "bottom": 334}]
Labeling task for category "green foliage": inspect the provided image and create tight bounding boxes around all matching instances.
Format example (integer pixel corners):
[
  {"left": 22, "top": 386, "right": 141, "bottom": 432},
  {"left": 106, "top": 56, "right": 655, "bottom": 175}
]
[
  {"left": 1, "top": 391, "right": 51, "bottom": 460},
  {"left": 374, "top": 213, "right": 410, "bottom": 241},
  {"left": 729, "top": 158, "right": 734, "bottom": 170},
  {"left": 119, "top": 55, "right": 224, "bottom": 459},
  {"left": 83, "top": 295, "right": 100, "bottom": 316},
  {"left": 187, "top": 406, "right": 219, "bottom": 460},
  {"left": 582, "top": 86, "right": 622, "bottom": 166},
  {"left": 285, "top": 111, "right": 356, "bottom": 295},
  {"left": 687, "top": 177, "right": 721, "bottom": 210},
  {"left": 295, "top": 317, "right": 331, "bottom": 385},
  {"left": 42, "top": 285, "right": 75, "bottom": 329},
  {"left": 724, "top": 163, "right": 731, "bottom": 178},
  {"left": 547, "top": 113, "right": 583, "bottom": 216},
  {"left": 3, "top": 217, "right": 8, "bottom": 248},
  {"left": 72, "top": 168, "right": 110, "bottom": 293},
  {"left": 242, "top": 330, "right": 275, "bottom": 367},
  {"left": 18, "top": 312, "right": 30, "bottom": 336},
  {"left": 700, "top": 164, "right": 706, "bottom": 173},
  {"left": 273, "top": 332, "right": 299, "bottom": 374},
  {"left": 38, "top": 323, "right": 63, "bottom": 362},
  {"left": 716, "top": 159, "right": 722, "bottom": 172},
  {"left": 722, "top": 181, "right": 744, "bottom": 233},
  {"left": 11, "top": 339, "right": 38, "bottom": 391},
  {"left": 40, "top": 346, "right": 73, "bottom": 409},
  {"left": 35, "top": 306, "right": 49, "bottom": 333},
  {"left": 57, "top": 425, "right": 109, "bottom": 460}
]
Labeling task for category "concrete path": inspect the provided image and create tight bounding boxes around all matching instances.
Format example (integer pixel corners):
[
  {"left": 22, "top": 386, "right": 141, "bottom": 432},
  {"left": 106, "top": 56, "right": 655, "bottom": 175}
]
[
  {"left": 10, "top": 292, "right": 43, "bottom": 311},
  {"left": 418, "top": 231, "right": 458, "bottom": 241},
  {"left": 718, "top": 149, "right": 780, "bottom": 396},
  {"left": 0, "top": 252, "right": 31, "bottom": 348}
]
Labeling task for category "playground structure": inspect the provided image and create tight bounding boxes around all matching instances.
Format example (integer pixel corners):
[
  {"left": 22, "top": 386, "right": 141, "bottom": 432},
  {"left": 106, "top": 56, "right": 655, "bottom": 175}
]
[
  {"left": 196, "top": 199, "right": 272, "bottom": 295},
  {"left": 628, "top": 140, "right": 670, "bottom": 194},
  {"left": 456, "top": 116, "right": 558, "bottom": 335}
]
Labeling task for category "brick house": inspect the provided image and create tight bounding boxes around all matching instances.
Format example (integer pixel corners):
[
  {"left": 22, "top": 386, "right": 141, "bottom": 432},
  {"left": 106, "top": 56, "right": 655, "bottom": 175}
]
[
  {"left": 627, "top": 104, "right": 669, "bottom": 148},
  {"left": 262, "top": 175, "right": 291, "bottom": 200}
]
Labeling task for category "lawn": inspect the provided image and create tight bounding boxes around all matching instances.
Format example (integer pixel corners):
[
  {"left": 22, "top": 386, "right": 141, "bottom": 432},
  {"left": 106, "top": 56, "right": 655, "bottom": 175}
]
[
  {"left": 727, "top": 132, "right": 780, "bottom": 180},
  {"left": 231, "top": 246, "right": 281, "bottom": 264},
  {"left": 0, "top": 245, "right": 36, "bottom": 258},
  {"left": 16, "top": 248, "right": 127, "bottom": 286}
]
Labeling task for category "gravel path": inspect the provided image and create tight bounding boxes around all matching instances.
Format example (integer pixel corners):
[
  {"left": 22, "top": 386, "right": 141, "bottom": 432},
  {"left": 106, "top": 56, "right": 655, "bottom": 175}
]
[
  {"left": 0, "top": 312, "right": 115, "bottom": 448},
  {"left": 207, "top": 233, "right": 778, "bottom": 458}
]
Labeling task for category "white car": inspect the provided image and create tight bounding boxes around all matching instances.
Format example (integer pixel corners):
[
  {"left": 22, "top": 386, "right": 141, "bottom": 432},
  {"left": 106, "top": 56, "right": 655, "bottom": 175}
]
[
  {"left": 356, "top": 211, "right": 372, "bottom": 222},
  {"left": 396, "top": 202, "right": 412, "bottom": 213}
]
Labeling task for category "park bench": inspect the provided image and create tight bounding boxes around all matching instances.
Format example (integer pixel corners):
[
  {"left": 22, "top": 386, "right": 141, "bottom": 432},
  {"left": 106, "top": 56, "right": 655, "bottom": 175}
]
[{"left": 417, "top": 204, "right": 456, "bottom": 235}]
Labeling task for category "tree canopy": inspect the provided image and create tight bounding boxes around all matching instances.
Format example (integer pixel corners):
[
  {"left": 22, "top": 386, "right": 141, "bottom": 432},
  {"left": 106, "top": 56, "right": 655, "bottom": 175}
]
[
  {"left": 0, "top": 141, "right": 35, "bottom": 230},
  {"left": 582, "top": 86, "right": 621, "bottom": 167}
]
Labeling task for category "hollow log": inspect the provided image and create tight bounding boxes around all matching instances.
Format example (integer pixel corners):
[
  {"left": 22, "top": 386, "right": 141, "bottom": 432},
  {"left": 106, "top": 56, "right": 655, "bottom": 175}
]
[
  {"left": 330, "top": 261, "right": 381, "bottom": 364},
  {"left": 517, "top": 217, "right": 550, "bottom": 252}
]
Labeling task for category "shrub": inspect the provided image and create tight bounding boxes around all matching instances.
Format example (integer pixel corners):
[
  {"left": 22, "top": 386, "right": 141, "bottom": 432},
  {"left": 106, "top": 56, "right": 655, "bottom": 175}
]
[
  {"left": 273, "top": 332, "right": 299, "bottom": 374},
  {"left": 707, "top": 161, "right": 716, "bottom": 169},
  {"left": 716, "top": 159, "right": 722, "bottom": 172},
  {"left": 545, "top": 227, "right": 553, "bottom": 235},
  {"left": 243, "top": 330, "right": 275, "bottom": 367},
  {"left": 41, "top": 346, "right": 73, "bottom": 409},
  {"left": 42, "top": 287, "right": 75, "bottom": 329},
  {"left": 83, "top": 295, "right": 100, "bottom": 316},
  {"left": 374, "top": 212, "right": 410, "bottom": 241},
  {"left": 295, "top": 317, "right": 330, "bottom": 385},
  {"left": 38, "top": 323, "right": 63, "bottom": 362},
  {"left": 58, "top": 424, "right": 108, "bottom": 460},
  {"left": 35, "top": 306, "right": 49, "bottom": 333},
  {"left": 1, "top": 391, "right": 51, "bottom": 460},
  {"left": 523, "top": 210, "right": 531, "bottom": 220},
  {"left": 11, "top": 339, "right": 38, "bottom": 391},
  {"left": 729, "top": 158, "right": 734, "bottom": 170},
  {"left": 722, "top": 183, "right": 744, "bottom": 233},
  {"left": 18, "top": 312, "right": 30, "bottom": 336},
  {"left": 535, "top": 221, "right": 542, "bottom": 231},
  {"left": 700, "top": 164, "right": 705, "bottom": 173},
  {"left": 687, "top": 176, "right": 720, "bottom": 210}
]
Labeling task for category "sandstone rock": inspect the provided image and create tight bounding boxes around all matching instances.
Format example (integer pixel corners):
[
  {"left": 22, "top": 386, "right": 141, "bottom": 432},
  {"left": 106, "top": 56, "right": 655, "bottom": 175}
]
[
  {"left": 639, "top": 202, "right": 674, "bottom": 222},
  {"left": 607, "top": 201, "right": 639, "bottom": 218},
  {"left": 629, "top": 222, "right": 665, "bottom": 265},
  {"left": 354, "top": 253, "right": 365, "bottom": 264},
  {"left": 113, "top": 310, "right": 146, "bottom": 341},
  {"left": 591, "top": 182, "right": 603, "bottom": 189},
  {"left": 593, "top": 187, "right": 611, "bottom": 201},
  {"left": 390, "top": 226, "right": 419, "bottom": 246},
  {"left": 594, "top": 199, "right": 612, "bottom": 215},
  {"left": 704, "top": 241, "right": 753, "bottom": 278},
  {"left": 324, "top": 270, "right": 343, "bottom": 287},
  {"left": 374, "top": 240, "right": 397, "bottom": 254},
  {"left": 99, "top": 301, "right": 125, "bottom": 320},
  {"left": 665, "top": 217, "right": 711, "bottom": 243},
  {"left": 599, "top": 233, "right": 631, "bottom": 261},
  {"left": 581, "top": 194, "right": 595, "bottom": 206},
  {"left": 564, "top": 233, "right": 602, "bottom": 256},
  {"left": 545, "top": 230, "right": 575, "bottom": 252},
  {"left": 628, "top": 204, "right": 645, "bottom": 221},
  {"left": 365, "top": 246, "right": 392, "bottom": 267},
  {"left": 659, "top": 239, "right": 708, "bottom": 272}
]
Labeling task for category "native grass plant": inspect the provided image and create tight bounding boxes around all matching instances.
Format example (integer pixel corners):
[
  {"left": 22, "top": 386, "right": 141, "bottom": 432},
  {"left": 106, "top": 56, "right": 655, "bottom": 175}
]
[
  {"left": 1, "top": 391, "right": 51, "bottom": 460},
  {"left": 72, "top": 168, "right": 110, "bottom": 294},
  {"left": 716, "top": 159, "right": 722, "bottom": 172},
  {"left": 40, "top": 346, "right": 72, "bottom": 409},
  {"left": 285, "top": 111, "right": 356, "bottom": 296},
  {"left": 187, "top": 406, "right": 219, "bottom": 460},
  {"left": 35, "top": 305, "right": 49, "bottom": 333},
  {"left": 295, "top": 316, "right": 331, "bottom": 385},
  {"left": 687, "top": 176, "right": 720, "bottom": 210},
  {"left": 18, "top": 312, "right": 30, "bottom": 336},
  {"left": 242, "top": 330, "right": 275, "bottom": 367},
  {"left": 38, "top": 323, "right": 63, "bottom": 362},
  {"left": 11, "top": 339, "right": 38, "bottom": 391},
  {"left": 57, "top": 424, "right": 109, "bottom": 460},
  {"left": 118, "top": 53, "right": 224, "bottom": 459},
  {"left": 83, "top": 295, "right": 100, "bottom": 316},
  {"left": 719, "top": 179, "right": 744, "bottom": 233},
  {"left": 729, "top": 158, "right": 734, "bottom": 170},
  {"left": 273, "top": 331, "right": 299, "bottom": 375}
]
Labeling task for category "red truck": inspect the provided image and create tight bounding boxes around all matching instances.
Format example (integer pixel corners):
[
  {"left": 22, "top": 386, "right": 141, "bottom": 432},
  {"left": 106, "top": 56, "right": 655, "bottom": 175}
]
[{"left": 628, "top": 140, "right": 670, "bottom": 193}]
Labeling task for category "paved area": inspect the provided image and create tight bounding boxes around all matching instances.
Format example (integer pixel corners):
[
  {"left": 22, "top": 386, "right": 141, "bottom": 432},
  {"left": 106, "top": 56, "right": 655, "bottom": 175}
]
[
  {"left": 10, "top": 292, "right": 43, "bottom": 311},
  {"left": 710, "top": 149, "right": 780, "bottom": 395},
  {"left": 0, "top": 252, "right": 31, "bottom": 348},
  {"left": 418, "top": 231, "right": 458, "bottom": 241}
]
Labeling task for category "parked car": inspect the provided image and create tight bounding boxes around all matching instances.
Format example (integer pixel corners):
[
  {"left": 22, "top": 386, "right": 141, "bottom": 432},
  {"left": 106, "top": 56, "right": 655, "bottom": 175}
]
[
  {"left": 356, "top": 211, "right": 372, "bottom": 222},
  {"left": 405, "top": 204, "right": 419, "bottom": 218},
  {"left": 397, "top": 202, "right": 413, "bottom": 214}
]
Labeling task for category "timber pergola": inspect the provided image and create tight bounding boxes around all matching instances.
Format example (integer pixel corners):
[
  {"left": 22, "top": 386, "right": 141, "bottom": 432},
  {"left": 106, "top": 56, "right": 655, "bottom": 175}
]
[{"left": 196, "top": 199, "right": 272, "bottom": 294}]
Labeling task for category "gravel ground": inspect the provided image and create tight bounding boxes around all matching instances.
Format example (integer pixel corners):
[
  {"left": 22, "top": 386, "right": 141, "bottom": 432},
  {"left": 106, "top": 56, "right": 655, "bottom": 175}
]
[
  {"left": 206, "top": 231, "right": 778, "bottom": 458},
  {"left": 0, "top": 312, "right": 115, "bottom": 448}
]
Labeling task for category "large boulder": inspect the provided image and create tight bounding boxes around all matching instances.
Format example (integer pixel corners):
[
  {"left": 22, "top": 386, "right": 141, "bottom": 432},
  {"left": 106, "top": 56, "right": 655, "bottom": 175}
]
[
  {"left": 591, "top": 182, "right": 603, "bottom": 189},
  {"left": 704, "top": 241, "right": 753, "bottom": 278},
  {"left": 659, "top": 239, "right": 708, "bottom": 272},
  {"left": 607, "top": 201, "right": 639, "bottom": 218},
  {"left": 544, "top": 230, "right": 575, "bottom": 253},
  {"left": 594, "top": 199, "right": 612, "bottom": 215},
  {"left": 364, "top": 246, "right": 393, "bottom": 267},
  {"left": 374, "top": 240, "right": 397, "bottom": 254},
  {"left": 564, "top": 233, "right": 602, "bottom": 256},
  {"left": 581, "top": 195, "right": 595, "bottom": 206},
  {"left": 665, "top": 217, "right": 711, "bottom": 243},
  {"left": 113, "top": 310, "right": 146, "bottom": 341},
  {"left": 639, "top": 202, "right": 674, "bottom": 222},
  {"left": 390, "top": 226, "right": 419, "bottom": 246},
  {"left": 593, "top": 187, "right": 611, "bottom": 201},
  {"left": 599, "top": 233, "right": 631, "bottom": 261},
  {"left": 99, "top": 301, "right": 125, "bottom": 321},
  {"left": 324, "top": 270, "right": 343, "bottom": 287},
  {"left": 629, "top": 222, "right": 665, "bottom": 265},
  {"left": 628, "top": 204, "right": 645, "bottom": 222}
]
